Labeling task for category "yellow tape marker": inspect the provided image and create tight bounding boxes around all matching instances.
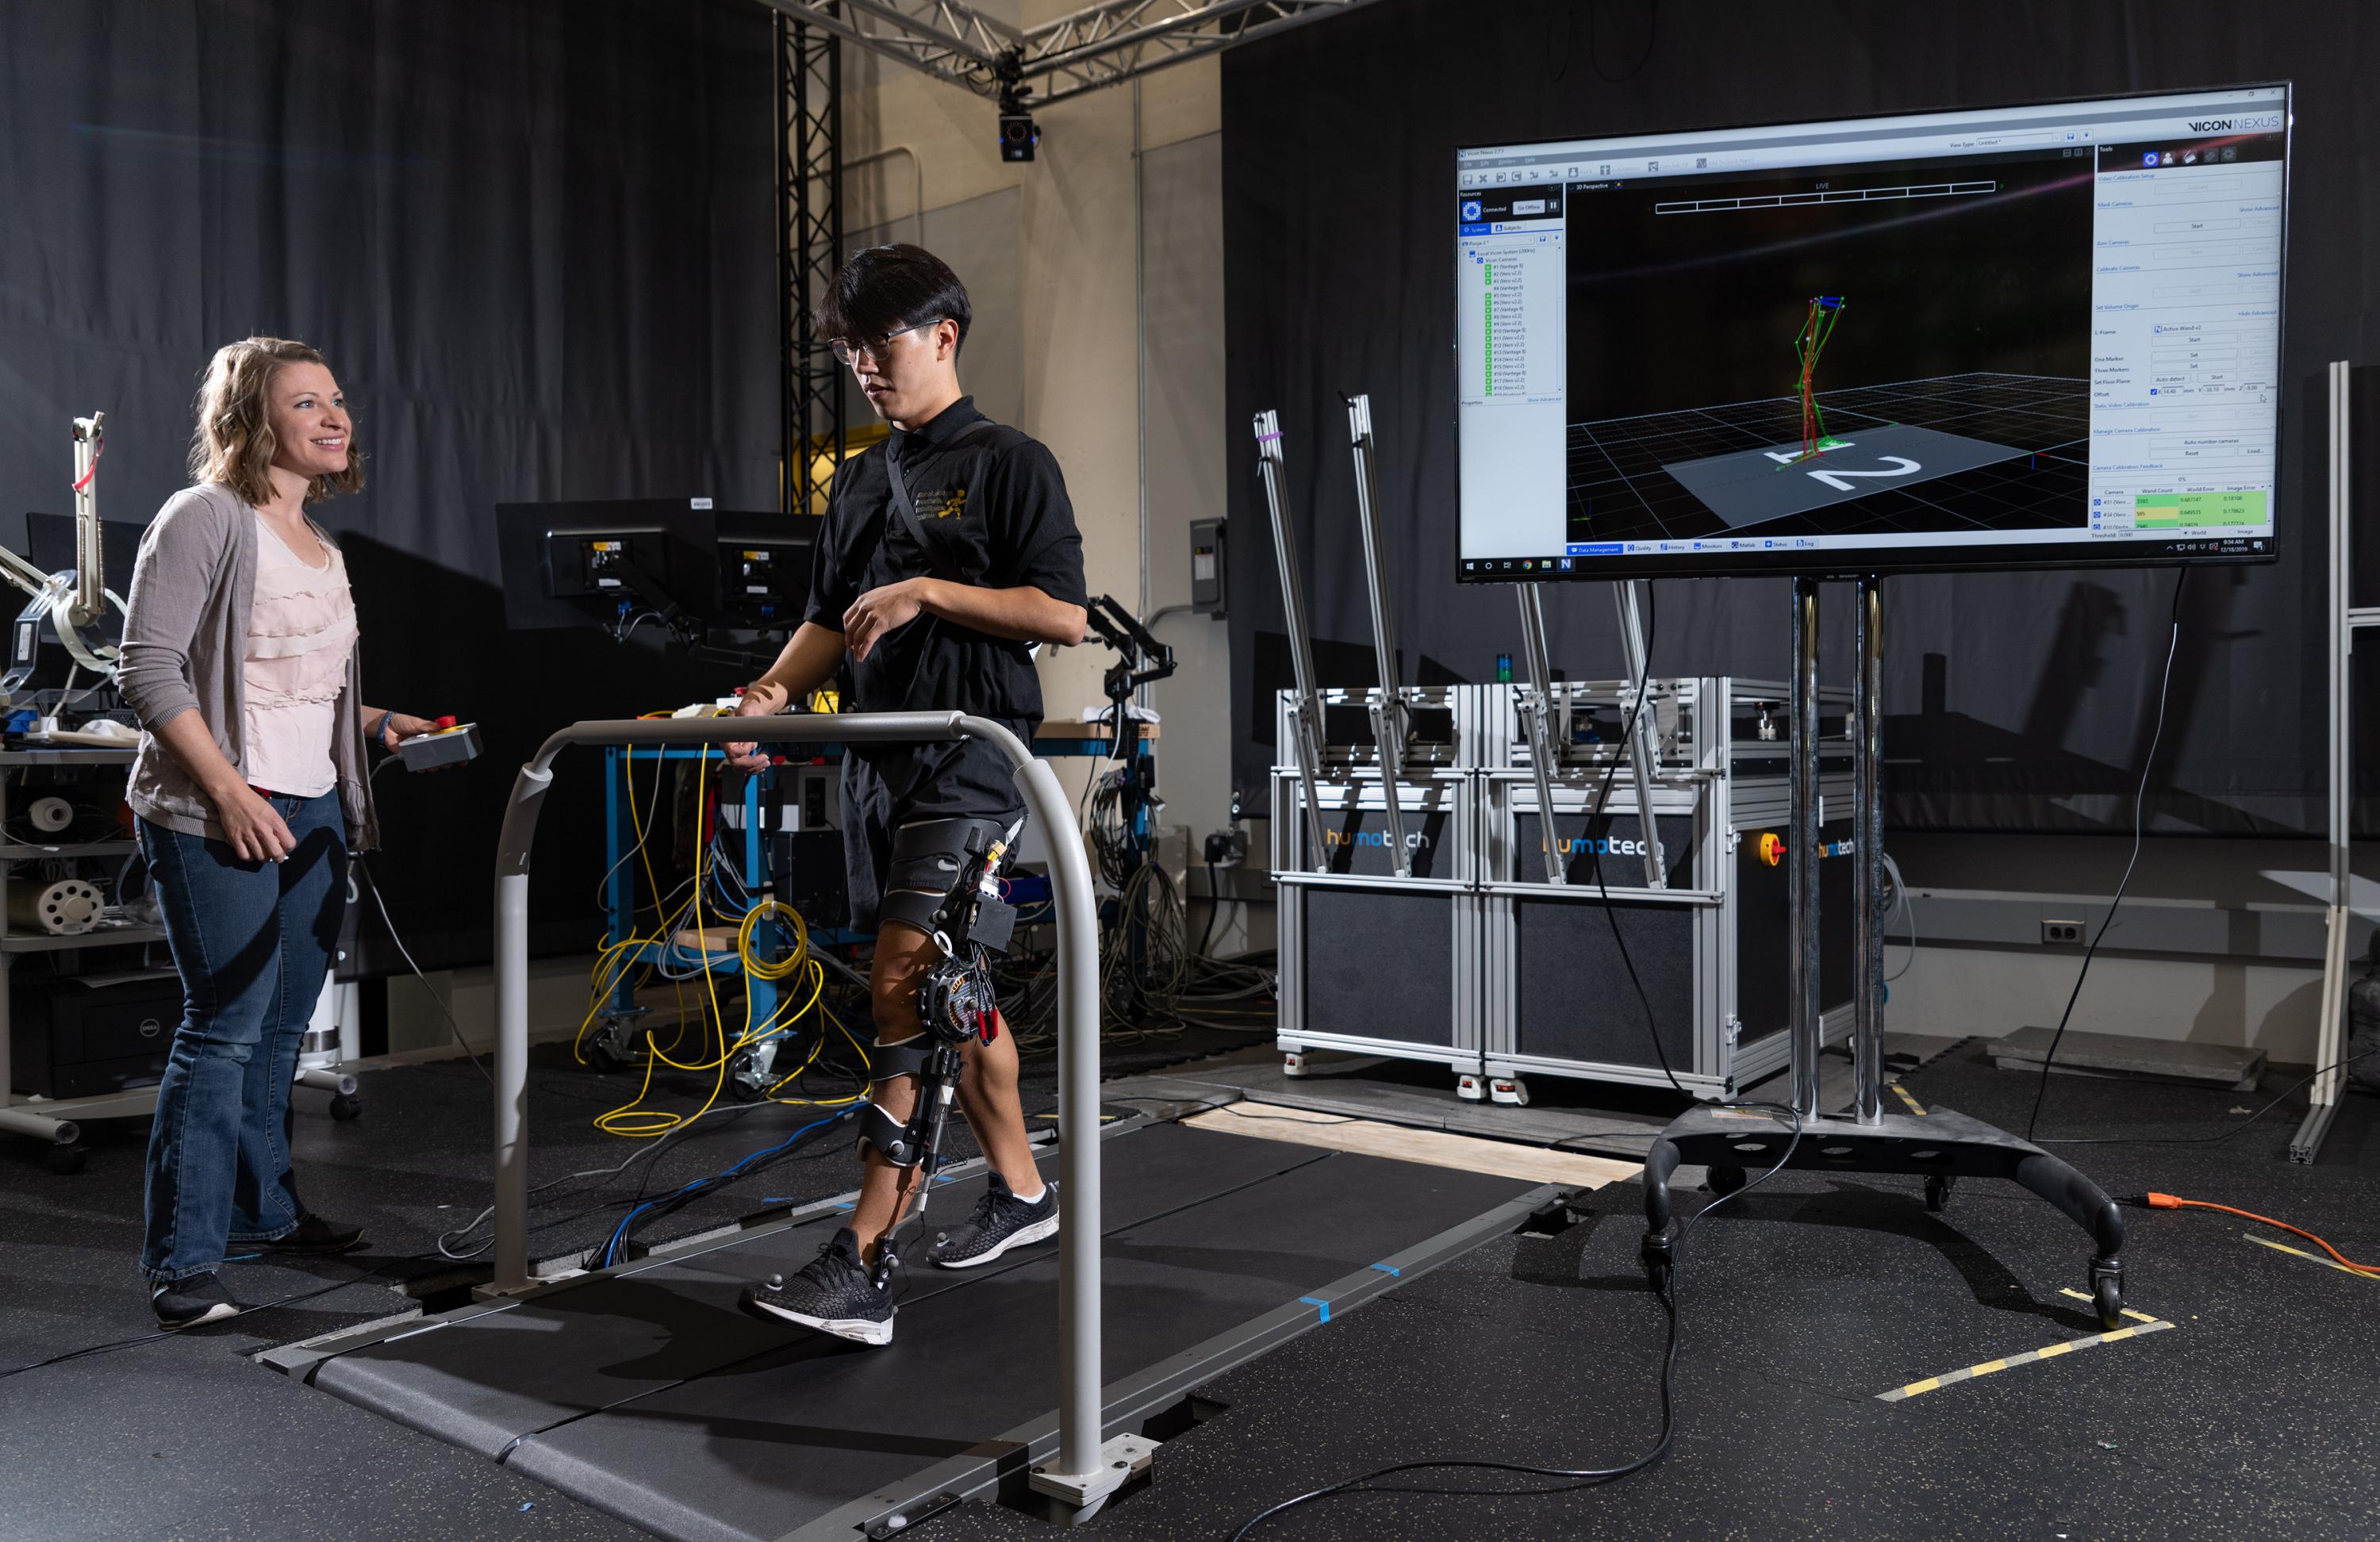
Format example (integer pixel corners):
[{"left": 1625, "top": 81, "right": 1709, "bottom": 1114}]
[
  {"left": 2243, "top": 1233, "right": 2380, "bottom": 1281},
  {"left": 2056, "top": 1286, "right": 2164, "bottom": 1325},
  {"left": 1877, "top": 1295, "right": 2174, "bottom": 1402},
  {"left": 1887, "top": 1080, "right": 1927, "bottom": 1117}
]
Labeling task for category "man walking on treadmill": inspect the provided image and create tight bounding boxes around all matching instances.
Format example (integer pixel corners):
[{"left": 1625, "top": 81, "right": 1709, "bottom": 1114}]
[{"left": 725, "top": 245, "right": 1087, "bottom": 1344}]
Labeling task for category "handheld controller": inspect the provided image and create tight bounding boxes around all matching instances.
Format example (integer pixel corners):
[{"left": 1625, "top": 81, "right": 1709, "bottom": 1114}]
[{"left": 396, "top": 715, "right": 482, "bottom": 772}]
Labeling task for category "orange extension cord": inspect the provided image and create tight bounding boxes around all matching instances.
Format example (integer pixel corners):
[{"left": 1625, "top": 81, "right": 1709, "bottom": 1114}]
[{"left": 2146, "top": 1192, "right": 2380, "bottom": 1279}]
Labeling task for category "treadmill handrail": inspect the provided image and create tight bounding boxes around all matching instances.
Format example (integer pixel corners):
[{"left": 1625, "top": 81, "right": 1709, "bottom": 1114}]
[{"left": 488, "top": 710, "right": 1107, "bottom": 1482}]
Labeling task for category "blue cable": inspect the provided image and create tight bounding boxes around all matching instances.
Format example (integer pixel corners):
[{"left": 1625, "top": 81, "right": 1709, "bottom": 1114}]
[{"left": 598, "top": 1110, "right": 852, "bottom": 1268}]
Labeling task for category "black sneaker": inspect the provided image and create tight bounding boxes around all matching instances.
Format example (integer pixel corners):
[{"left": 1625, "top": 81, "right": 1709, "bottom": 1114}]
[
  {"left": 246, "top": 1213, "right": 366, "bottom": 1256},
  {"left": 152, "top": 1273, "right": 242, "bottom": 1329},
  {"left": 739, "top": 1227, "right": 895, "bottom": 1345},
  {"left": 927, "top": 1174, "right": 1058, "bottom": 1270}
]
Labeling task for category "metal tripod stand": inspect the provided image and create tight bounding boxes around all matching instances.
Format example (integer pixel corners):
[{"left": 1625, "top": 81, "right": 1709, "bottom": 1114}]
[{"left": 1636, "top": 575, "right": 2131, "bottom": 1329}]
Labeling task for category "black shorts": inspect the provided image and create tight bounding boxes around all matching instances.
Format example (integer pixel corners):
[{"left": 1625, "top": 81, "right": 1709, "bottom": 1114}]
[{"left": 839, "top": 731, "right": 1027, "bottom": 937}]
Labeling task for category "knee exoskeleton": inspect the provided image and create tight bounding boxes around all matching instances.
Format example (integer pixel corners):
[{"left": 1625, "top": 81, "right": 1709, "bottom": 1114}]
[{"left": 857, "top": 817, "right": 1023, "bottom": 1176}]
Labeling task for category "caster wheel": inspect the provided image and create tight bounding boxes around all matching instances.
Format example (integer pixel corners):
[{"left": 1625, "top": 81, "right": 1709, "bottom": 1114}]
[
  {"left": 727, "top": 1053, "right": 768, "bottom": 1104},
  {"left": 2091, "top": 1272, "right": 2125, "bottom": 1330},
  {"left": 47, "top": 1143, "right": 87, "bottom": 1176},
  {"left": 585, "top": 1038, "right": 625, "bottom": 1074},
  {"left": 328, "top": 1092, "right": 363, "bottom": 1122},
  {"left": 1924, "top": 1174, "right": 1956, "bottom": 1213},
  {"left": 1706, "top": 1164, "right": 1747, "bottom": 1198}
]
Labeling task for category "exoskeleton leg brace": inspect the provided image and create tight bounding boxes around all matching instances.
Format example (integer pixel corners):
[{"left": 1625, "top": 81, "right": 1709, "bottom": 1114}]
[{"left": 854, "top": 816, "right": 1024, "bottom": 1287}]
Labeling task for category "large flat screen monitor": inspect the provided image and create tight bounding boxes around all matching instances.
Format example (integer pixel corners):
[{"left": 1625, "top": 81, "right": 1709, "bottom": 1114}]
[{"left": 1453, "top": 85, "right": 2290, "bottom": 581}]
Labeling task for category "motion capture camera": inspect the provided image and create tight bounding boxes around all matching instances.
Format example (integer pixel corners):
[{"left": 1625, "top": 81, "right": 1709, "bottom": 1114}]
[
  {"left": 995, "top": 54, "right": 1036, "bottom": 162},
  {"left": 998, "top": 112, "right": 1038, "bottom": 162}
]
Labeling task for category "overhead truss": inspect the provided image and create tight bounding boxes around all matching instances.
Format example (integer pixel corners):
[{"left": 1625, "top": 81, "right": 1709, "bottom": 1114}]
[
  {"left": 750, "top": 0, "right": 1385, "bottom": 106},
  {"left": 777, "top": 8, "right": 843, "bottom": 515}
]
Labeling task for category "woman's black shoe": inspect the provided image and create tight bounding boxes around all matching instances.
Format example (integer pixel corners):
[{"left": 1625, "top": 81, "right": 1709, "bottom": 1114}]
[
  {"left": 152, "top": 1273, "right": 243, "bottom": 1329},
  {"left": 248, "top": 1213, "right": 366, "bottom": 1255}
]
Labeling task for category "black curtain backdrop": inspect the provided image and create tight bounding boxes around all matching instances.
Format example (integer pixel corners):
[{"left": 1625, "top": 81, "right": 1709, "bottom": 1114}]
[
  {"left": 1223, "top": 0, "right": 2380, "bottom": 836},
  {"left": 0, "top": 0, "right": 778, "bottom": 965}
]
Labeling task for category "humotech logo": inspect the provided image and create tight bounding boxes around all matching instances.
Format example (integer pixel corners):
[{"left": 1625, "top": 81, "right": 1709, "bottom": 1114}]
[
  {"left": 1556, "top": 834, "right": 1656, "bottom": 857},
  {"left": 1326, "top": 828, "right": 1434, "bottom": 850}
]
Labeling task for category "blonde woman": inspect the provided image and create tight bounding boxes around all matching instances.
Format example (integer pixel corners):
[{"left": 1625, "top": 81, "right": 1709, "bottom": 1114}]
[{"left": 117, "top": 338, "right": 437, "bottom": 1328}]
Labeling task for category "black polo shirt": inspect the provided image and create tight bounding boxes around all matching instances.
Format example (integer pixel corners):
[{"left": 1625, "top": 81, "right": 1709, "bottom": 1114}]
[{"left": 805, "top": 396, "right": 1088, "bottom": 772}]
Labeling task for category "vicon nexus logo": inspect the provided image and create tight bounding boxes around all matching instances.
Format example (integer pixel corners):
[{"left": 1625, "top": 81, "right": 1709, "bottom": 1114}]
[{"left": 2187, "top": 118, "right": 2234, "bottom": 132}]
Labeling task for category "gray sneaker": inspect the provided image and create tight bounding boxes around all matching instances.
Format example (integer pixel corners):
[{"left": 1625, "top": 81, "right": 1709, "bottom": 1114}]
[
  {"left": 927, "top": 1175, "right": 1059, "bottom": 1270},
  {"left": 739, "top": 1227, "right": 895, "bottom": 1345}
]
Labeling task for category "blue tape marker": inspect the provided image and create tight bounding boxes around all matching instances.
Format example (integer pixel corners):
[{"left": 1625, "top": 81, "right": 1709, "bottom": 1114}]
[
  {"left": 1370, "top": 1263, "right": 1401, "bottom": 1277},
  {"left": 835, "top": 1202, "right": 856, "bottom": 1212},
  {"left": 1299, "top": 1295, "right": 1331, "bottom": 1323}
]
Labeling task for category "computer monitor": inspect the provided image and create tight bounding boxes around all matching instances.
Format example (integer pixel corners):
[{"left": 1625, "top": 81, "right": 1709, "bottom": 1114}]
[
  {"left": 714, "top": 513, "right": 821, "bottom": 631},
  {"left": 494, "top": 498, "right": 719, "bottom": 631},
  {"left": 1453, "top": 85, "right": 2290, "bottom": 581}
]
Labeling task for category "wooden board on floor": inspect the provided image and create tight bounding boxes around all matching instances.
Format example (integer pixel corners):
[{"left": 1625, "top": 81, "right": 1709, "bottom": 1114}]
[{"left": 1182, "top": 1101, "right": 1639, "bottom": 1189}]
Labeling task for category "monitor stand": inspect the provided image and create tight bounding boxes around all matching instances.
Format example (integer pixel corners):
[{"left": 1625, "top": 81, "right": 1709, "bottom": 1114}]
[{"left": 1636, "top": 575, "right": 2130, "bottom": 1329}]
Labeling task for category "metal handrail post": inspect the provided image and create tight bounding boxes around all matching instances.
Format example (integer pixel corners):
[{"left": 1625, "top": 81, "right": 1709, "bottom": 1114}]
[
  {"left": 2296, "top": 359, "right": 2353, "bottom": 1162},
  {"left": 1790, "top": 577, "right": 1822, "bottom": 1120},
  {"left": 489, "top": 711, "right": 1108, "bottom": 1486},
  {"left": 1345, "top": 395, "right": 1413, "bottom": 877},
  {"left": 1514, "top": 585, "right": 1565, "bottom": 884},
  {"left": 1613, "top": 579, "right": 1668, "bottom": 887},
  {"left": 1852, "top": 576, "right": 1885, "bottom": 1126},
  {"left": 1252, "top": 410, "right": 1329, "bottom": 868}
]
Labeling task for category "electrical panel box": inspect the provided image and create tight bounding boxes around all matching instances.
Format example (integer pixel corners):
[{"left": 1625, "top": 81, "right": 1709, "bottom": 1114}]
[{"left": 1190, "top": 518, "right": 1226, "bottom": 616}]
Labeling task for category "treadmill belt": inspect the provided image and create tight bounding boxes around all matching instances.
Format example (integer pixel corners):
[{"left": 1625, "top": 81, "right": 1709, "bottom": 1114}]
[{"left": 304, "top": 1121, "right": 1540, "bottom": 1541}]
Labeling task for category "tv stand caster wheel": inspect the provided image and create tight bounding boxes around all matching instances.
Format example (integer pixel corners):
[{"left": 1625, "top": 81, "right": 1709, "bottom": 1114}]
[
  {"left": 1640, "top": 1230, "right": 1676, "bottom": 1296},
  {"left": 1706, "top": 1164, "right": 1747, "bottom": 1198},
  {"left": 47, "top": 1143, "right": 87, "bottom": 1176},
  {"left": 1924, "top": 1175, "right": 1956, "bottom": 1213},
  {"left": 328, "top": 1092, "right": 363, "bottom": 1122},
  {"left": 2090, "top": 1260, "right": 2125, "bottom": 1330}
]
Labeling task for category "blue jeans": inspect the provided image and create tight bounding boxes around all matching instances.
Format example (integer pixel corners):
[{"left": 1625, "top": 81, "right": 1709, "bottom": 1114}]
[{"left": 138, "top": 792, "right": 348, "bottom": 1283}]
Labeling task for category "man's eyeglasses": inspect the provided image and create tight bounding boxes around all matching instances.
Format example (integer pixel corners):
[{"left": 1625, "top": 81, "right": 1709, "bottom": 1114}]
[{"left": 830, "top": 320, "right": 941, "bottom": 367}]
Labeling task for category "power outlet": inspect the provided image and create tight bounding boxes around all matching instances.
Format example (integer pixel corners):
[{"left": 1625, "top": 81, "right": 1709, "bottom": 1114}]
[{"left": 2041, "top": 919, "right": 2085, "bottom": 945}]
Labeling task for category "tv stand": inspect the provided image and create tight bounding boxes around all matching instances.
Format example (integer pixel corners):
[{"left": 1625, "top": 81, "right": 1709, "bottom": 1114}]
[{"left": 1637, "top": 575, "right": 2129, "bottom": 1329}]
